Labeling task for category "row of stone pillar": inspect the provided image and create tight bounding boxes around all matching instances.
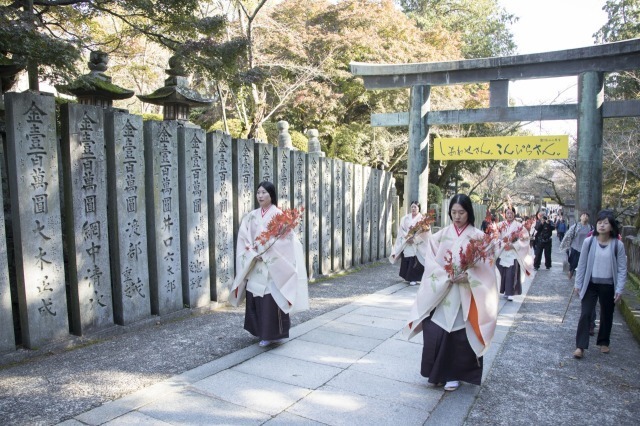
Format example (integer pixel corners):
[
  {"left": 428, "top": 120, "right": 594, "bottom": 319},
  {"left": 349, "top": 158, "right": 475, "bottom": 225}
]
[{"left": 0, "top": 91, "right": 398, "bottom": 352}]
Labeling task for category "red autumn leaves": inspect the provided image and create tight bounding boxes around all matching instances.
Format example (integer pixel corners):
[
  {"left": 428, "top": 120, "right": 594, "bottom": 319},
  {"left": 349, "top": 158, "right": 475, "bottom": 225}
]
[{"left": 254, "top": 207, "right": 305, "bottom": 255}]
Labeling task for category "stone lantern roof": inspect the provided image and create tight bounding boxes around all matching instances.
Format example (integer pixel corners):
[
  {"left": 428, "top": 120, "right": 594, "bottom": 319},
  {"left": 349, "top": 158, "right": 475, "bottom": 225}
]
[
  {"left": 56, "top": 51, "right": 134, "bottom": 108},
  {"left": 137, "top": 55, "right": 212, "bottom": 121}
]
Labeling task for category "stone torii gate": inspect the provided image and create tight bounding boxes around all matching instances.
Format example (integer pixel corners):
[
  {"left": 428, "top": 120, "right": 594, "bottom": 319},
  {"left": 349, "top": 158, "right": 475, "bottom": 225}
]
[{"left": 350, "top": 39, "right": 640, "bottom": 221}]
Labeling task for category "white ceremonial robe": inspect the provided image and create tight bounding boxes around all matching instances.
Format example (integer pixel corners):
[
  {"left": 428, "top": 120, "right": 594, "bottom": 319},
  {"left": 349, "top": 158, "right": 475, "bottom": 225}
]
[
  {"left": 390, "top": 212, "right": 425, "bottom": 263},
  {"left": 496, "top": 220, "right": 533, "bottom": 280},
  {"left": 229, "top": 207, "right": 309, "bottom": 314},
  {"left": 403, "top": 225, "right": 499, "bottom": 357}
]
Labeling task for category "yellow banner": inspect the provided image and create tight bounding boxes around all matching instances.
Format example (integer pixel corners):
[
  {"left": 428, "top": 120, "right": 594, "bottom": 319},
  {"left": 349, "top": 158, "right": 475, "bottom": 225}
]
[{"left": 434, "top": 135, "right": 569, "bottom": 160}]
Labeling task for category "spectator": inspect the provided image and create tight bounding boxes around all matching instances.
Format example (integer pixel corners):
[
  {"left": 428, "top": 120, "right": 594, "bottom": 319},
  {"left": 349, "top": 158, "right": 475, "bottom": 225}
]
[
  {"left": 556, "top": 214, "right": 567, "bottom": 242},
  {"left": 533, "top": 210, "right": 555, "bottom": 270},
  {"left": 560, "top": 212, "right": 593, "bottom": 279},
  {"left": 573, "top": 210, "right": 627, "bottom": 359}
]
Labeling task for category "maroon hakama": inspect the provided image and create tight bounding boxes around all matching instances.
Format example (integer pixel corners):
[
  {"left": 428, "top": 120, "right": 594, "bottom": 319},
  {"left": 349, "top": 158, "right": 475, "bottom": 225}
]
[
  {"left": 244, "top": 292, "right": 290, "bottom": 341},
  {"left": 497, "top": 259, "right": 522, "bottom": 296},
  {"left": 420, "top": 316, "right": 483, "bottom": 386}
]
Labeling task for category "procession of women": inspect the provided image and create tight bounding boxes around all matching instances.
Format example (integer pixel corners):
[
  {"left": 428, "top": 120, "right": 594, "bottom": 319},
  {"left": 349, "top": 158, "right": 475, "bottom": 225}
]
[{"left": 230, "top": 184, "right": 627, "bottom": 393}]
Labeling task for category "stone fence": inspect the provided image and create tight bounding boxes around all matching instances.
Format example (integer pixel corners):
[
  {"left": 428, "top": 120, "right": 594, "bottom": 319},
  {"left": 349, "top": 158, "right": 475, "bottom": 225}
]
[{"left": 0, "top": 91, "right": 398, "bottom": 352}]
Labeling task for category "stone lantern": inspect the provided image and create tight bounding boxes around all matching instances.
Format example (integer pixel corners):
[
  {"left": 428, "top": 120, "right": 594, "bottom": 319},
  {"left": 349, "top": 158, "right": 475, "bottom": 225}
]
[
  {"left": 56, "top": 51, "right": 134, "bottom": 108},
  {"left": 137, "top": 55, "right": 212, "bottom": 121}
]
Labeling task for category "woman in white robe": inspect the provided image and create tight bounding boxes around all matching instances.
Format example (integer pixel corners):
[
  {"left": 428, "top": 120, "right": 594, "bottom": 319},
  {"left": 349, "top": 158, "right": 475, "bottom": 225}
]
[
  {"left": 391, "top": 201, "right": 425, "bottom": 285},
  {"left": 496, "top": 207, "right": 533, "bottom": 301},
  {"left": 229, "top": 181, "right": 309, "bottom": 347},
  {"left": 403, "top": 194, "right": 499, "bottom": 392}
]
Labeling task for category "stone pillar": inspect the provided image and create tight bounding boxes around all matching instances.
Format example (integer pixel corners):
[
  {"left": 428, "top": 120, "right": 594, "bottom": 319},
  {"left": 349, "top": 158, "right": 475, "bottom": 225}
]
[
  {"left": 353, "top": 164, "right": 363, "bottom": 265},
  {"left": 320, "top": 157, "right": 333, "bottom": 274},
  {"left": 105, "top": 110, "right": 150, "bottom": 326},
  {"left": 0, "top": 154, "right": 15, "bottom": 352},
  {"left": 291, "top": 150, "right": 307, "bottom": 249},
  {"left": 332, "top": 159, "right": 343, "bottom": 271},
  {"left": 576, "top": 72, "right": 604, "bottom": 224},
  {"left": 408, "top": 85, "right": 431, "bottom": 209},
  {"left": 362, "top": 166, "right": 372, "bottom": 263},
  {"left": 60, "top": 103, "right": 114, "bottom": 335},
  {"left": 207, "top": 131, "right": 235, "bottom": 302},
  {"left": 371, "top": 169, "right": 380, "bottom": 260},
  {"left": 377, "top": 169, "right": 387, "bottom": 259},
  {"left": 232, "top": 138, "right": 255, "bottom": 241},
  {"left": 178, "top": 124, "right": 210, "bottom": 308},
  {"left": 144, "top": 120, "right": 182, "bottom": 315},
  {"left": 390, "top": 181, "right": 398, "bottom": 240},
  {"left": 383, "top": 173, "right": 393, "bottom": 257},
  {"left": 255, "top": 140, "right": 274, "bottom": 186},
  {"left": 5, "top": 92, "right": 69, "bottom": 348},
  {"left": 275, "top": 146, "right": 291, "bottom": 210},
  {"left": 306, "top": 154, "right": 321, "bottom": 278},
  {"left": 277, "top": 121, "right": 293, "bottom": 149},
  {"left": 343, "top": 162, "right": 354, "bottom": 269},
  {"left": 306, "top": 129, "right": 323, "bottom": 156}
]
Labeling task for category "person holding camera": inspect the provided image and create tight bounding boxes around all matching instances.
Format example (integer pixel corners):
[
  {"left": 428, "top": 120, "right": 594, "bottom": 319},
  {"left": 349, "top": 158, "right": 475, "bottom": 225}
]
[{"left": 533, "top": 210, "right": 555, "bottom": 271}]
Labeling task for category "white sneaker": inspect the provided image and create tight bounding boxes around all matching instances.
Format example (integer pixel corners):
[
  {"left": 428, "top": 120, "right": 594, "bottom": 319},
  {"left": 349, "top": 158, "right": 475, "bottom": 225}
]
[
  {"left": 409, "top": 281, "right": 417, "bottom": 286},
  {"left": 258, "top": 340, "right": 272, "bottom": 347},
  {"left": 507, "top": 296, "right": 514, "bottom": 301}
]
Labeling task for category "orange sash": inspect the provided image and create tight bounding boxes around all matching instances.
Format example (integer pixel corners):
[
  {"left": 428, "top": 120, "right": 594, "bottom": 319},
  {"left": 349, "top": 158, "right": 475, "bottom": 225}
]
[{"left": 469, "top": 295, "right": 485, "bottom": 346}]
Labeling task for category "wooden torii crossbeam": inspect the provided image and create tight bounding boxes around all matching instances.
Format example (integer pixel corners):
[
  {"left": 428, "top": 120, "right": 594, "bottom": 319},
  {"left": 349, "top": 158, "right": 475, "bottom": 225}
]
[{"left": 350, "top": 38, "right": 640, "bottom": 220}]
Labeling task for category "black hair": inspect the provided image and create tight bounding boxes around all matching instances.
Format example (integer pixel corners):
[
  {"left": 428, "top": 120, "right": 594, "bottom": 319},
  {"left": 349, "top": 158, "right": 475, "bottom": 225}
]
[
  {"left": 410, "top": 200, "right": 421, "bottom": 211},
  {"left": 504, "top": 206, "right": 516, "bottom": 214},
  {"left": 448, "top": 193, "right": 475, "bottom": 226},
  {"left": 594, "top": 209, "right": 619, "bottom": 239},
  {"left": 257, "top": 181, "right": 277, "bottom": 207}
]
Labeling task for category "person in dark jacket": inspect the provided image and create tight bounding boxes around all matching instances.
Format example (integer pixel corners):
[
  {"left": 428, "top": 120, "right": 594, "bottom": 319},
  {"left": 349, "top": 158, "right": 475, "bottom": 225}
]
[
  {"left": 533, "top": 211, "right": 555, "bottom": 270},
  {"left": 556, "top": 214, "right": 567, "bottom": 242}
]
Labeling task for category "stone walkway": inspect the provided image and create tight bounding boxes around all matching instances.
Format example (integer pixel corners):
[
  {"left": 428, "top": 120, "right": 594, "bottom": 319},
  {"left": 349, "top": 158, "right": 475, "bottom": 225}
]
[
  {"left": 56, "top": 273, "right": 536, "bottom": 425},
  {"left": 3, "top": 235, "right": 639, "bottom": 425}
]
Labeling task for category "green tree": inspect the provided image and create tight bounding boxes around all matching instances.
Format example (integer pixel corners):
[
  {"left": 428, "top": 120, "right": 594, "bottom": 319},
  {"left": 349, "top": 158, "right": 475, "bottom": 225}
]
[
  {"left": 397, "top": 0, "right": 517, "bottom": 58},
  {"left": 594, "top": 0, "right": 640, "bottom": 224},
  {"left": 0, "top": 0, "right": 244, "bottom": 90}
]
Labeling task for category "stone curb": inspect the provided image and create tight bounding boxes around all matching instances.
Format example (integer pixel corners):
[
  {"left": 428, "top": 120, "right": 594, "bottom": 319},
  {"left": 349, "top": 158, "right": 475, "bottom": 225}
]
[{"left": 620, "top": 272, "right": 640, "bottom": 344}]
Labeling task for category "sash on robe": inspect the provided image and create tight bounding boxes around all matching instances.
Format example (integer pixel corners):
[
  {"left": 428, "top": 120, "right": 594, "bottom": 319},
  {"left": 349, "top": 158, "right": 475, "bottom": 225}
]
[
  {"left": 229, "top": 207, "right": 309, "bottom": 314},
  {"left": 403, "top": 225, "right": 498, "bottom": 357}
]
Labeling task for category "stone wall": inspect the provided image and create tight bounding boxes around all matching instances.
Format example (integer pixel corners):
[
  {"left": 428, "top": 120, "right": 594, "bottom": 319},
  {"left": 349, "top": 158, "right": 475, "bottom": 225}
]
[{"left": 0, "top": 92, "right": 397, "bottom": 351}]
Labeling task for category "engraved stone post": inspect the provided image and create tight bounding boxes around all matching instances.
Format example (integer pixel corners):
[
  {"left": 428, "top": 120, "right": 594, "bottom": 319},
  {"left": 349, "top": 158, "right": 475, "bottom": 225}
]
[
  {"left": 353, "top": 164, "right": 363, "bottom": 265},
  {"left": 342, "top": 162, "right": 354, "bottom": 269},
  {"left": 275, "top": 146, "right": 291, "bottom": 210},
  {"left": 381, "top": 172, "right": 391, "bottom": 257},
  {"left": 332, "top": 159, "right": 343, "bottom": 271},
  {"left": 255, "top": 140, "right": 274, "bottom": 185},
  {"left": 291, "top": 150, "right": 307, "bottom": 250},
  {"left": 0, "top": 156, "right": 15, "bottom": 352},
  {"left": 306, "top": 154, "right": 321, "bottom": 278},
  {"left": 385, "top": 176, "right": 398, "bottom": 257},
  {"left": 178, "top": 125, "right": 210, "bottom": 308},
  {"left": 232, "top": 138, "right": 255, "bottom": 241},
  {"left": 144, "top": 120, "right": 182, "bottom": 315},
  {"left": 5, "top": 92, "right": 69, "bottom": 348},
  {"left": 105, "top": 110, "right": 150, "bottom": 325},
  {"left": 207, "top": 131, "right": 235, "bottom": 302},
  {"left": 371, "top": 169, "right": 380, "bottom": 260},
  {"left": 362, "top": 167, "right": 372, "bottom": 263},
  {"left": 320, "top": 157, "right": 333, "bottom": 274},
  {"left": 61, "top": 103, "right": 114, "bottom": 335}
]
